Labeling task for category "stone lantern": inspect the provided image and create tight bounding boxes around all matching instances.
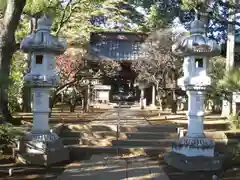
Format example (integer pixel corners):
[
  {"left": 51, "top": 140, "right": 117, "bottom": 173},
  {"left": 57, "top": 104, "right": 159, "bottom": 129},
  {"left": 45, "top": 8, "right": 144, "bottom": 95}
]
[
  {"left": 164, "top": 14, "right": 223, "bottom": 171},
  {"left": 19, "top": 15, "right": 69, "bottom": 165}
]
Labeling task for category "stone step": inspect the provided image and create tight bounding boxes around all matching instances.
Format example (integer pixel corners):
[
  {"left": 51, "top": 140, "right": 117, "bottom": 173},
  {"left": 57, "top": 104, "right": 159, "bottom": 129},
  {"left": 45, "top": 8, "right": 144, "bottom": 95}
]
[
  {"left": 126, "top": 131, "right": 178, "bottom": 140},
  {"left": 90, "top": 119, "right": 147, "bottom": 122},
  {"left": 90, "top": 122, "right": 149, "bottom": 126},
  {"left": 67, "top": 145, "right": 171, "bottom": 160},
  {"left": 225, "top": 131, "right": 240, "bottom": 139},
  {"left": 171, "top": 121, "right": 230, "bottom": 131},
  {"left": 64, "top": 124, "right": 180, "bottom": 133},
  {"left": 61, "top": 130, "right": 126, "bottom": 139},
  {"left": 112, "top": 139, "right": 175, "bottom": 147},
  {"left": 62, "top": 137, "right": 117, "bottom": 146},
  {"left": 135, "top": 125, "right": 178, "bottom": 133},
  {"left": 66, "top": 124, "right": 118, "bottom": 132},
  {"left": 62, "top": 137, "right": 83, "bottom": 145}
]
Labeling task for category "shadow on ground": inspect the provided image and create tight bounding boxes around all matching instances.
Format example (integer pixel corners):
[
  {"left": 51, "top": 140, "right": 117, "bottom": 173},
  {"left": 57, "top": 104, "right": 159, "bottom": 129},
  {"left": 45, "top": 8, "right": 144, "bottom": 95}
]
[{"left": 0, "top": 155, "right": 67, "bottom": 180}]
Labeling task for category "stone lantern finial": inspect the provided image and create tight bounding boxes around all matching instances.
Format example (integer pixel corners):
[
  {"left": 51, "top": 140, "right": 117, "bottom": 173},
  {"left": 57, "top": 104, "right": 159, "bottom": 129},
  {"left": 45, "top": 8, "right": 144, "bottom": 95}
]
[
  {"left": 37, "top": 14, "right": 52, "bottom": 31},
  {"left": 190, "top": 12, "right": 205, "bottom": 34}
]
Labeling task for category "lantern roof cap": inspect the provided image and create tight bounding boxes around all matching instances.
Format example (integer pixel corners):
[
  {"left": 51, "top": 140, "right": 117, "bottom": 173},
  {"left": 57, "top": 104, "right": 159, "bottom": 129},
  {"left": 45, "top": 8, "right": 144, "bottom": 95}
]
[
  {"left": 172, "top": 12, "right": 220, "bottom": 57},
  {"left": 20, "top": 14, "right": 66, "bottom": 54}
]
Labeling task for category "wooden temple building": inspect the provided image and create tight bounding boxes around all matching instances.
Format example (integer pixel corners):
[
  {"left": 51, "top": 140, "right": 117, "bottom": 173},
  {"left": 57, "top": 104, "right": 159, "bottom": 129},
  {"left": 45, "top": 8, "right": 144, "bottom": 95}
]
[{"left": 84, "top": 31, "right": 181, "bottom": 107}]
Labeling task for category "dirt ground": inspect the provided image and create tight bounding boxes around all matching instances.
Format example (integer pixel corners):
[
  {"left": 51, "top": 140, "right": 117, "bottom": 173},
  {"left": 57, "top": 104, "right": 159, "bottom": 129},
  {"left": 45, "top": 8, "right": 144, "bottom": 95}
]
[
  {"left": 160, "top": 155, "right": 240, "bottom": 180},
  {"left": 163, "top": 164, "right": 240, "bottom": 180}
]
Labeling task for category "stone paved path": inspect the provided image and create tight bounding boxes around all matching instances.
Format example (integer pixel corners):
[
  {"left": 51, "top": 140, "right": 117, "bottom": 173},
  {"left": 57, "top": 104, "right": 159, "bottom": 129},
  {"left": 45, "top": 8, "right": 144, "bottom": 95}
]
[{"left": 56, "top": 155, "right": 169, "bottom": 180}]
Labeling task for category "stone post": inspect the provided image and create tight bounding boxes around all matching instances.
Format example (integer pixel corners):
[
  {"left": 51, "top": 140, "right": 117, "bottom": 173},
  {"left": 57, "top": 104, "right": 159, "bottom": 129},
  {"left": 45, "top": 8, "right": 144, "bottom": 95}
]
[
  {"left": 19, "top": 15, "right": 69, "bottom": 165},
  {"left": 138, "top": 80, "right": 147, "bottom": 109},
  {"left": 32, "top": 88, "right": 50, "bottom": 132},
  {"left": 140, "top": 89, "right": 144, "bottom": 109},
  {"left": 164, "top": 13, "right": 224, "bottom": 171},
  {"left": 186, "top": 90, "right": 205, "bottom": 137},
  {"left": 150, "top": 85, "right": 156, "bottom": 107}
]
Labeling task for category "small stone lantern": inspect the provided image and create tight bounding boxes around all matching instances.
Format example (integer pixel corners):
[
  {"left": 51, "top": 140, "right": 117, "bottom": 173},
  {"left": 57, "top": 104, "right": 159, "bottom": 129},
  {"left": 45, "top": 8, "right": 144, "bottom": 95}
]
[
  {"left": 19, "top": 15, "right": 69, "bottom": 165},
  {"left": 164, "top": 14, "right": 224, "bottom": 171}
]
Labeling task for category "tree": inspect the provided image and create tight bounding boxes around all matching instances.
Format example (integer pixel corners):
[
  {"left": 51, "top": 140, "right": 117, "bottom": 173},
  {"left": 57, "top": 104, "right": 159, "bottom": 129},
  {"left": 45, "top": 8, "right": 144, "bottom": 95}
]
[
  {"left": 131, "top": 29, "right": 182, "bottom": 112},
  {"left": 132, "top": 0, "right": 240, "bottom": 42},
  {"left": 217, "top": 68, "right": 240, "bottom": 115},
  {"left": 53, "top": 47, "right": 121, "bottom": 112},
  {"left": 208, "top": 56, "right": 226, "bottom": 113},
  {"left": 0, "top": 0, "right": 26, "bottom": 123},
  {"left": 219, "top": 68, "right": 240, "bottom": 92},
  {"left": 90, "top": 0, "right": 144, "bottom": 31},
  {"left": 51, "top": 48, "right": 85, "bottom": 111},
  {"left": 8, "top": 52, "right": 26, "bottom": 113},
  {"left": 137, "top": 1, "right": 180, "bottom": 31},
  {"left": 99, "top": 60, "right": 121, "bottom": 78}
]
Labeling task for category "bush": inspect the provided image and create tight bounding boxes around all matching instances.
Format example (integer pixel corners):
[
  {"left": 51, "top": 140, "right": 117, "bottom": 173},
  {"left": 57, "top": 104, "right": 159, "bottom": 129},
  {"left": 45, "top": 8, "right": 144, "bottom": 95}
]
[
  {"left": 0, "top": 124, "right": 24, "bottom": 151},
  {"left": 229, "top": 114, "right": 240, "bottom": 129}
]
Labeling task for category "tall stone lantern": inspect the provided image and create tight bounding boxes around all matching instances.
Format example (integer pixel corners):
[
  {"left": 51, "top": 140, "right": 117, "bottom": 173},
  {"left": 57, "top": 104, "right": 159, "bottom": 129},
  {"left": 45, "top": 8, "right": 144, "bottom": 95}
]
[
  {"left": 164, "top": 14, "right": 223, "bottom": 171},
  {"left": 19, "top": 15, "right": 69, "bottom": 165}
]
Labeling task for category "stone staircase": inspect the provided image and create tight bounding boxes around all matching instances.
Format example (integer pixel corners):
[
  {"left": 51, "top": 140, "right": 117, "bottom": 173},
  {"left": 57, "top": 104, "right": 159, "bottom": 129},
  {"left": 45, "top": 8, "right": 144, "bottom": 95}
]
[
  {"left": 111, "top": 124, "right": 179, "bottom": 157},
  {"left": 59, "top": 109, "right": 180, "bottom": 159},
  {"left": 59, "top": 109, "right": 232, "bottom": 160}
]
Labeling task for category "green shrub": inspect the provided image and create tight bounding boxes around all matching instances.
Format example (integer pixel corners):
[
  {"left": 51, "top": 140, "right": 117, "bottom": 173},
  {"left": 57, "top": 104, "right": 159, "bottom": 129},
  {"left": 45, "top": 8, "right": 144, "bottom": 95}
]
[
  {"left": 229, "top": 114, "right": 240, "bottom": 129},
  {"left": 0, "top": 124, "right": 24, "bottom": 150}
]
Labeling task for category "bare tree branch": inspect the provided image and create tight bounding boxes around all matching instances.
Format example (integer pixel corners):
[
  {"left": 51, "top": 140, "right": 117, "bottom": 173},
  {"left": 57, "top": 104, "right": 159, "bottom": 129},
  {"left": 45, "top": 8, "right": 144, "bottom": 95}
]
[{"left": 55, "top": 0, "right": 77, "bottom": 36}]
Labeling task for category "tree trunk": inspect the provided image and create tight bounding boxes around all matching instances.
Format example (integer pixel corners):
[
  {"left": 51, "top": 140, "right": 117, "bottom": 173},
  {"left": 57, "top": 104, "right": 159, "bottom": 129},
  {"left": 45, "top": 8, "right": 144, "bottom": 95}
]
[
  {"left": 22, "top": 85, "right": 31, "bottom": 112},
  {"left": 171, "top": 70, "right": 178, "bottom": 114},
  {"left": 83, "top": 84, "right": 90, "bottom": 112},
  {"left": 0, "top": 41, "right": 16, "bottom": 123},
  {"left": 0, "top": 0, "right": 26, "bottom": 123}
]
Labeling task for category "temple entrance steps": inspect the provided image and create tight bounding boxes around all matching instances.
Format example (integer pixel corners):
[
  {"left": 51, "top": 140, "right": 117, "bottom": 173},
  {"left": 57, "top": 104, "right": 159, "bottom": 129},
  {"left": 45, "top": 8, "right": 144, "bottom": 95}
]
[
  {"left": 59, "top": 108, "right": 232, "bottom": 160},
  {"left": 60, "top": 123, "right": 179, "bottom": 159}
]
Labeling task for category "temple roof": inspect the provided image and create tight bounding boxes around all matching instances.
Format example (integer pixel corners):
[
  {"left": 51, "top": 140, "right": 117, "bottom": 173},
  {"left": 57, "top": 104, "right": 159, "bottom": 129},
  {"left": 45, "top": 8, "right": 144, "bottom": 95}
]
[{"left": 86, "top": 31, "right": 148, "bottom": 61}]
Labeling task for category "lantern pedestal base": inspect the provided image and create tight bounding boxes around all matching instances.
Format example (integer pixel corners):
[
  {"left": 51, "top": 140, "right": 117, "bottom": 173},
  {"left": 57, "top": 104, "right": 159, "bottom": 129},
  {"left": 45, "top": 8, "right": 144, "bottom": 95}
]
[
  {"left": 164, "top": 136, "right": 224, "bottom": 171},
  {"left": 164, "top": 151, "right": 224, "bottom": 171},
  {"left": 172, "top": 136, "right": 215, "bottom": 157},
  {"left": 17, "top": 131, "right": 69, "bottom": 166}
]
